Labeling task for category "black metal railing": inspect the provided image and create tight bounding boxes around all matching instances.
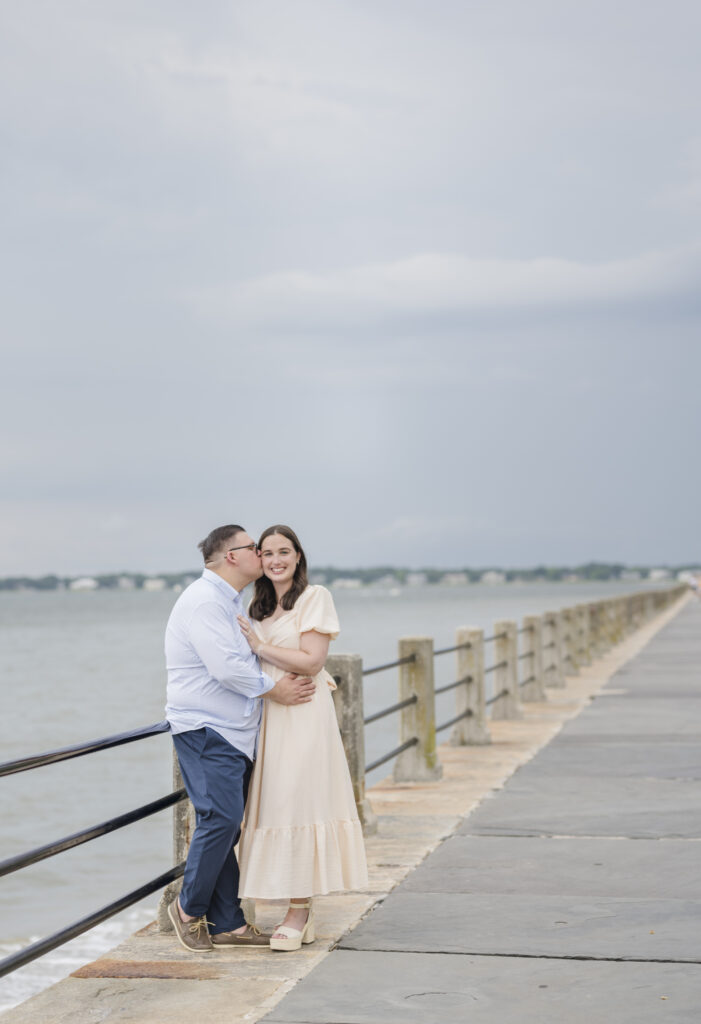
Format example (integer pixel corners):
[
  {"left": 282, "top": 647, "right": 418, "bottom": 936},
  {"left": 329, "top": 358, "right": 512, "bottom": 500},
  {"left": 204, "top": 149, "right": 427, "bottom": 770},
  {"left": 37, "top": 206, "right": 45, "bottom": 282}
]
[
  {"left": 363, "top": 694, "right": 417, "bottom": 726},
  {"left": 433, "top": 641, "right": 471, "bottom": 657},
  {"left": 362, "top": 653, "right": 417, "bottom": 677},
  {"left": 0, "top": 720, "right": 171, "bottom": 777},
  {"left": 0, "top": 721, "right": 183, "bottom": 980},
  {"left": 361, "top": 654, "right": 420, "bottom": 773},
  {"left": 436, "top": 709, "right": 473, "bottom": 733}
]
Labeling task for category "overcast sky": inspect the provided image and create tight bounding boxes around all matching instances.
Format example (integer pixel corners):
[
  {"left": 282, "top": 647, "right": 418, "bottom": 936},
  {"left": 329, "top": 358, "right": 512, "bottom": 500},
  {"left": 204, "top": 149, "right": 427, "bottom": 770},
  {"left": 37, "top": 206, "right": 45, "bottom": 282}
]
[{"left": 2, "top": 1, "right": 700, "bottom": 576}]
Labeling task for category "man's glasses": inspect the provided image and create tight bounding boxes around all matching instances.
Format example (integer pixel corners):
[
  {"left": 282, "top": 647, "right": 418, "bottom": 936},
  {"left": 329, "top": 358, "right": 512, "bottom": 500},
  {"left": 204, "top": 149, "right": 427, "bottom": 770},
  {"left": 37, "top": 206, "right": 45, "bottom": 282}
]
[{"left": 228, "top": 543, "right": 258, "bottom": 554}]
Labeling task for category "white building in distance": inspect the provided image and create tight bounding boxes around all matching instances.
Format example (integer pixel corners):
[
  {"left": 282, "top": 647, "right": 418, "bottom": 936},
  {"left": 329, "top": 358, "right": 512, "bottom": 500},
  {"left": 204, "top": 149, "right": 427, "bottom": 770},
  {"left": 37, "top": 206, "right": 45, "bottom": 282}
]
[
  {"left": 481, "top": 570, "right": 506, "bottom": 585},
  {"left": 69, "top": 577, "right": 99, "bottom": 591}
]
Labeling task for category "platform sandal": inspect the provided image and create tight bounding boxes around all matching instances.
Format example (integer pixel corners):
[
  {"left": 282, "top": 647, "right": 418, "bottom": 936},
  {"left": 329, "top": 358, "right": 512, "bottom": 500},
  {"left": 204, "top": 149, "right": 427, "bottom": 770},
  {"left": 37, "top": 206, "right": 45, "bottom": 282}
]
[{"left": 269, "top": 901, "right": 315, "bottom": 952}]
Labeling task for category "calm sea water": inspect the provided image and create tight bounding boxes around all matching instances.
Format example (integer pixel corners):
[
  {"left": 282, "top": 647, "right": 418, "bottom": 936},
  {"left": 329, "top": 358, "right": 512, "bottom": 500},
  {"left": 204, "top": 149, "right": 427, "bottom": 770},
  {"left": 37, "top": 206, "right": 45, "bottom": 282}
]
[{"left": 0, "top": 579, "right": 665, "bottom": 1010}]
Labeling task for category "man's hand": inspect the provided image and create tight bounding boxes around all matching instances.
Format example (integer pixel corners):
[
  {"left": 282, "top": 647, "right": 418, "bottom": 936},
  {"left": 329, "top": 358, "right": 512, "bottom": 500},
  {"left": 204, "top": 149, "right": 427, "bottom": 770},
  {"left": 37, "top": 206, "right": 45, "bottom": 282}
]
[{"left": 267, "top": 673, "right": 315, "bottom": 705}]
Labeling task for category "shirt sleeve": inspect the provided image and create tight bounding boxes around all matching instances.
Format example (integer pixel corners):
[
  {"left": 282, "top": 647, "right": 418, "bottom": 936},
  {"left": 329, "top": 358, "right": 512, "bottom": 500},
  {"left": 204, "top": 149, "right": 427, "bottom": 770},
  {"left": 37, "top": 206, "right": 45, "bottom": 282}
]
[
  {"left": 187, "top": 601, "right": 275, "bottom": 698},
  {"left": 298, "top": 586, "right": 340, "bottom": 639}
]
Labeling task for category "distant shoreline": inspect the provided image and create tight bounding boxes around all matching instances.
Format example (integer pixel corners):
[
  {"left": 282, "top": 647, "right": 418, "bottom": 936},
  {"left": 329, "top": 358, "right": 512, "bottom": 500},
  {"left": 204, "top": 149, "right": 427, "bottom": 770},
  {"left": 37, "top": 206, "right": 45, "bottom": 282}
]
[{"left": 0, "top": 562, "right": 697, "bottom": 592}]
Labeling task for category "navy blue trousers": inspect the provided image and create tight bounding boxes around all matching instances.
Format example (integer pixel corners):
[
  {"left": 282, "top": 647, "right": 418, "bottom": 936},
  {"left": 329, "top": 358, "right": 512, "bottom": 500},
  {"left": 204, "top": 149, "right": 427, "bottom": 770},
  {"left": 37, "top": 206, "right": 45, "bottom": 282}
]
[{"left": 172, "top": 727, "right": 252, "bottom": 934}]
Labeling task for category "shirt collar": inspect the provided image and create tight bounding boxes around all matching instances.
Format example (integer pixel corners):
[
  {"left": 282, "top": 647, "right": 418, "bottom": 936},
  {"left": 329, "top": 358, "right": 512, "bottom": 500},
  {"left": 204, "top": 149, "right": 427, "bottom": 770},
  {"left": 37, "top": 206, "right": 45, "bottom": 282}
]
[{"left": 202, "top": 568, "right": 243, "bottom": 603}]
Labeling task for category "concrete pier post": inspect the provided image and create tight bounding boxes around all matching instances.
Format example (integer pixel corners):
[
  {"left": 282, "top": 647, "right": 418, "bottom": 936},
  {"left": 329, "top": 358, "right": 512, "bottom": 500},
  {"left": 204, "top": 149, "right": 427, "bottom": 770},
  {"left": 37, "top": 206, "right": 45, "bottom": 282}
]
[
  {"left": 543, "top": 610, "right": 565, "bottom": 688},
  {"left": 563, "top": 607, "right": 580, "bottom": 676},
  {"left": 576, "top": 604, "right": 592, "bottom": 666},
  {"left": 450, "top": 626, "right": 490, "bottom": 745},
  {"left": 608, "top": 600, "right": 619, "bottom": 647},
  {"left": 520, "top": 615, "right": 545, "bottom": 702},
  {"left": 588, "top": 602, "right": 602, "bottom": 658},
  {"left": 328, "top": 654, "right": 377, "bottom": 834},
  {"left": 157, "top": 750, "right": 195, "bottom": 932},
  {"left": 491, "top": 620, "right": 522, "bottom": 719},
  {"left": 394, "top": 637, "right": 443, "bottom": 782}
]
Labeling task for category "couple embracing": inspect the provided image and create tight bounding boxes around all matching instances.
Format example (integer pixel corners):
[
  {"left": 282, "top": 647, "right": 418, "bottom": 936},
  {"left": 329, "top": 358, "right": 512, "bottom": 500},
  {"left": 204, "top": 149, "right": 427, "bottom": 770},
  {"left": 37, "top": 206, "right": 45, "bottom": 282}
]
[{"left": 164, "top": 523, "right": 367, "bottom": 952}]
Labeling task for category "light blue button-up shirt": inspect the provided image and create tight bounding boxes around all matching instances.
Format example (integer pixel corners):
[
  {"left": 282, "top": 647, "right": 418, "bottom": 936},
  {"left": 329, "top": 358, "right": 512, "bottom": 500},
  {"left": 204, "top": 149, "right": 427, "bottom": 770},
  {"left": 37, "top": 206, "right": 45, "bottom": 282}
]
[{"left": 165, "top": 569, "right": 274, "bottom": 759}]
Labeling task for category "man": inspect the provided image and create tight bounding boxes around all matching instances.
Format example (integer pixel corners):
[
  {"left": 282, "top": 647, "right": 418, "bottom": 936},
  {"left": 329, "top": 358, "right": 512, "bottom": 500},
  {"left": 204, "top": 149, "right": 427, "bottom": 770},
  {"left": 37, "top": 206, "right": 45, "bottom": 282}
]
[{"left": 165, "top": 524, "right": 315, "bottom": 951}]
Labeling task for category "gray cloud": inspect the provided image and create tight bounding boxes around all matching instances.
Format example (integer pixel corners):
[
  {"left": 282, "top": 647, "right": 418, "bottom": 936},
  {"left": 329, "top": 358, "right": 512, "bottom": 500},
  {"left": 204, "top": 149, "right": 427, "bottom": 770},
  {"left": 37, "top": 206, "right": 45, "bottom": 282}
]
[{"left": 2, "top": 1, "right": 700, "bottom": 575}]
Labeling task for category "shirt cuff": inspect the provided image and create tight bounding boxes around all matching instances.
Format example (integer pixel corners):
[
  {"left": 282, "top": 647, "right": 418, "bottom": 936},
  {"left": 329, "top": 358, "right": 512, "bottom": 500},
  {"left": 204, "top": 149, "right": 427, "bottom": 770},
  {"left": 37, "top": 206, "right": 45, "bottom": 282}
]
[{"left": 259, "top": 670, "right": 275, "bottom": 695}]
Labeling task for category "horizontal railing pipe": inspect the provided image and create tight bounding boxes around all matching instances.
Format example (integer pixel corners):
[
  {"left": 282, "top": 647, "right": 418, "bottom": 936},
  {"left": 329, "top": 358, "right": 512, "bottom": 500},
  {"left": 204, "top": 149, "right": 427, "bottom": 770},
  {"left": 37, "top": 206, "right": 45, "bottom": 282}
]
[
  {"left": 0, "top": 790, "right": 186, "bottom": 878},
  {"left": 0, "top": 864, "right": 185, "bottom": 980},
  {"left": 0, "top": 721, "right": 171, "bottom": 778}
]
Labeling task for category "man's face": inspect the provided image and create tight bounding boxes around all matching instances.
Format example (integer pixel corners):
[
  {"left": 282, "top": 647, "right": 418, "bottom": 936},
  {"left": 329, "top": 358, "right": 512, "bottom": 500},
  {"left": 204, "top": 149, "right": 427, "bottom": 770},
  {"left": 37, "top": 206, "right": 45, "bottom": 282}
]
[{"left": 228, "top": 531, "right": 263, "bottom": 583}]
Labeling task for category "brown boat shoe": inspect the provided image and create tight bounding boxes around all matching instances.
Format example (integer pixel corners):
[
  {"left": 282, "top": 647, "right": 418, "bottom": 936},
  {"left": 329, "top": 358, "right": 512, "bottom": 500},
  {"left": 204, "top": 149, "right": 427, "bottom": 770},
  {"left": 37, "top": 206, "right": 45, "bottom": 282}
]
[
  {"left": 168, "top": 899, "right": 213, "bottom": 952},
  {"left": 211, "top": 924, "right": 272, "bottom": 947}
]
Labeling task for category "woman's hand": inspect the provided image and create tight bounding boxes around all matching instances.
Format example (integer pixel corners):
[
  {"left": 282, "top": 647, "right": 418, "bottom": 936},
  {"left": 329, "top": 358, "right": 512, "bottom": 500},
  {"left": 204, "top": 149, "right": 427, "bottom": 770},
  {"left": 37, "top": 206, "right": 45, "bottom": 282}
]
[{"left": 237, "top": 615, "right": 261, "bottom": 654}]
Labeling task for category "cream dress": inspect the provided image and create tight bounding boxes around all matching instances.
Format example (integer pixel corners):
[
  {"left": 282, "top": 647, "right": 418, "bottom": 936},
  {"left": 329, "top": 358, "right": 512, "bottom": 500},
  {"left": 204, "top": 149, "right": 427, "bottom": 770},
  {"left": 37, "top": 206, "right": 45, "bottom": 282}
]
[{"left": 238, "top": 585, "right": 368, "bottom": 899}]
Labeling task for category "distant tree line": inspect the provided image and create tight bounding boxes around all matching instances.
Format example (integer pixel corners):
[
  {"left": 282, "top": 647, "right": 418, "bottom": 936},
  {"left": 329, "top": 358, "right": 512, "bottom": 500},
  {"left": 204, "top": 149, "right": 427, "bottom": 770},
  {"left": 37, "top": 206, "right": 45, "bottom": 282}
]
[{"left": 0, "top": 562, "right": 697, "bottom": 592}]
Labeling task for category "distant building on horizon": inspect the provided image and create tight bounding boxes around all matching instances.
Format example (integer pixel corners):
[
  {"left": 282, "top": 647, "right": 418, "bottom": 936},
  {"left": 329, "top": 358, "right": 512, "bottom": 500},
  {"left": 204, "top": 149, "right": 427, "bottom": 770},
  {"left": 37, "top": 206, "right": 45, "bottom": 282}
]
[
  {"left": 441, "top": 572, "right": 469, "bottom": 586},
  {"left": 68, "top": 577, "right": 98, "bottom": 591},
  {"left": 481, "top": 570, "right": 506, "bottom": 585},
  {"left": 143, "top": 577, "right": 167, "bottom": 591}
]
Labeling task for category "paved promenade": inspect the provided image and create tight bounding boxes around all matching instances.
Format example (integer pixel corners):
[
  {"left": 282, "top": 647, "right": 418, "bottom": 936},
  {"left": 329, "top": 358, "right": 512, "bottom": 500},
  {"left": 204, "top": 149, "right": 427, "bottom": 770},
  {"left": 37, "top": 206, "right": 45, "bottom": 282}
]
[
  {"left": 3, "top": 596, "right": 696, "bottom": 1023},
  {"left": 266, "top": 599, "right": 701, "bottom": 1024}
]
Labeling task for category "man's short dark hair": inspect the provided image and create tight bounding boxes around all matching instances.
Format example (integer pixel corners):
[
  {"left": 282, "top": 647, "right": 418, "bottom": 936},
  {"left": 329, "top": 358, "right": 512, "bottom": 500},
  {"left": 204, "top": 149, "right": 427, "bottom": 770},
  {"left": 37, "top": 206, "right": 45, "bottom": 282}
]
[{"left": 198, "top": 525, "right": 245, "bottom": 563}]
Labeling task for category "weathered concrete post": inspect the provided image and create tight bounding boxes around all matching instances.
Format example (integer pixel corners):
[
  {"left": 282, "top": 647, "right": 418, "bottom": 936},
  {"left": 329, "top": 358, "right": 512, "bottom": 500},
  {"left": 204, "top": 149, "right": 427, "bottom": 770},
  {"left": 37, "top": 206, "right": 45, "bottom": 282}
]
[
  {"left": 328, "top": 653, "right": 377, "bottom": 835},
  {"left": 605, "top": 600, "right": 617, "bottom": 648},
  {"left": 520, "top": 615, "right": 545, "bottom": 702},
  {"left": 157, "top": 751, "right": 195, "bottom": 932},
  {"left": 588, "top": 602, "right": 601, "bottom": 658},
  {"left": 394, "top": 637, "right": 443, "bottom": 782},
  {"left": 543, "top": 610, "right": 565, "bottom": 687},
  {"left": 450, "top": 627, "right": 490, "bottom": 744},
  {"left": 576, "top": 603, "right": 592, "bottom": 666},
  {"left": 562, "top": 607, "right": 580, "bottom": 676},
  {"left": 612, "top": 598, "right": 625, "bottom": 643},
  {"left": 491, "top": 620, "right": 522, "bottom": 719}
]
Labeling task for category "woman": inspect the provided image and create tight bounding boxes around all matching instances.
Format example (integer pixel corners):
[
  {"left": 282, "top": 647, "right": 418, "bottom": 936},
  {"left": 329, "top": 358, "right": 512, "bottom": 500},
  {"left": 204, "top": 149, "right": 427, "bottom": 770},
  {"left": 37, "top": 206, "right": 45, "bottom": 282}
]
[{"left": 237, "top": 525, "right": 368, "bottom": 951}]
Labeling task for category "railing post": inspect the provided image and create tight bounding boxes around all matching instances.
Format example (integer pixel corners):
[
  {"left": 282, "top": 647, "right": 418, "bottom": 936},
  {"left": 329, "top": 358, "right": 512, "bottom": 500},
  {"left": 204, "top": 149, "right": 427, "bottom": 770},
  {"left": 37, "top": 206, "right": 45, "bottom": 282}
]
[
  {"left": 491, "top": 620, "right": 522, "bottom": 719},
  {"left": 605, "top": 600, "right": 616, "bottom": 649},
  {"left": 588, "top": 602, "right": 601, "bottom": 657},
  {"left": 576, "top": 603, "right": 592, "bottom": 666},
  {"left": 157, "top": 749, "right": 195, "bottom": 932},
  {"left": 450, "top": 627, "right": 490, "bottom": 744},
  {"left": 394, "top": 637, "right": 443, "bottom": 782},
  {"left": 562, "top": 607, "right": 579, "bottom": 676},
  {"left": 544, "top": 610, "right": 565, "bottom": 688},
  {"left": 328, "top": 653, "right": 377, "bottom": 835},
  {"left": 520, "top": 616, "right": 545, "bottom": 702}
]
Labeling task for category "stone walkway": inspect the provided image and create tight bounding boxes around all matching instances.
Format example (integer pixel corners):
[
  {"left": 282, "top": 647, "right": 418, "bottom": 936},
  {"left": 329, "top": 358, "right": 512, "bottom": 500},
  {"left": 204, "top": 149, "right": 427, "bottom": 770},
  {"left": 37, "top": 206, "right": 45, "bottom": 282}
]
[
  {"left": 2, "top": 596, "right": 693, "bottom": 1023},
  {"left": 265, "top": 599, "right": 701, "bottom": 1024}
]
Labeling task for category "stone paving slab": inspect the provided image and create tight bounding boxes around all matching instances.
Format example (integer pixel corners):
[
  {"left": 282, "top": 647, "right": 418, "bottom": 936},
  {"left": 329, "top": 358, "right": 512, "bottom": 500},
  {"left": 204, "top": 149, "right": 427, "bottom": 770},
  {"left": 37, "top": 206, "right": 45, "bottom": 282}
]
[
  {"left": 558, "top": 697, "right": 701, "bottom": 735},
  {"left": 338, "top": 891, "right": 701, "bottom": 961},
  {"left": 264, "top": 950, "right": 701, "bottom": 1024},
  {"left": 459, "top": 775, "right": 701, "bottom": 837},
  {"left": 399, "top": 835, "right": 701, "bottom": 898},
  {"left": 507, "top": 739, "right": 701, "bottom": 778}
]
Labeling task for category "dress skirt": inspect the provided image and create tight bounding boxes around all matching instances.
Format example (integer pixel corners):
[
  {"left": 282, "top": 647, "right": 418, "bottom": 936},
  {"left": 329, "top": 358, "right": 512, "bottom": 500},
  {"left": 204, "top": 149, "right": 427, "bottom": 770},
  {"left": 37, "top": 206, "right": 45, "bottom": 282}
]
[{"left": 237, "top": 586, "right": 368, "bottom": 900}]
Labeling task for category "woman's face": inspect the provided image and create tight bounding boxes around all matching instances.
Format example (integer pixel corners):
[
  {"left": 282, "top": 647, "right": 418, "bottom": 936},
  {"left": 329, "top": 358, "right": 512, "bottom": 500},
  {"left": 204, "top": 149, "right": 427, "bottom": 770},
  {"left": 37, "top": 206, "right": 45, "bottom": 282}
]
[{"left": 259, "top": 533, "right": 300, "bottom": 588}]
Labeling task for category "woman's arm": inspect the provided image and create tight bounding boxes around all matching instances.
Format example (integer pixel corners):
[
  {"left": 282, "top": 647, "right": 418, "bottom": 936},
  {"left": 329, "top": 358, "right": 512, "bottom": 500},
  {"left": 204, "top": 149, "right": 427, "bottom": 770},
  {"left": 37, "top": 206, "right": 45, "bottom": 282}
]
[{"left": 238, "top": 616, "right": 330, "bottom": 676}]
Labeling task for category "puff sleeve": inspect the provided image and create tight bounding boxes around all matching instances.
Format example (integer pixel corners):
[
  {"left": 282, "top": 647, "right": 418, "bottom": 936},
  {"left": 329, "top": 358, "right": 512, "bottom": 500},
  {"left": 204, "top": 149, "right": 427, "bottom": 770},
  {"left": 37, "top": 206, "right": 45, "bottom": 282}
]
[{"left": 297, "top": 586, "right": 340, "bottom": 639}]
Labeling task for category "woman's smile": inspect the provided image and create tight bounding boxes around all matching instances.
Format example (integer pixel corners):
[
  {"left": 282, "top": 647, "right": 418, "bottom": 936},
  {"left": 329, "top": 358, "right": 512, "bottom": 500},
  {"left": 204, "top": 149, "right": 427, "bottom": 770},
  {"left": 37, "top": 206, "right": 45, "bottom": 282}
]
[{"left": 260, "top": 534, "right": 300, "bottom": 589}]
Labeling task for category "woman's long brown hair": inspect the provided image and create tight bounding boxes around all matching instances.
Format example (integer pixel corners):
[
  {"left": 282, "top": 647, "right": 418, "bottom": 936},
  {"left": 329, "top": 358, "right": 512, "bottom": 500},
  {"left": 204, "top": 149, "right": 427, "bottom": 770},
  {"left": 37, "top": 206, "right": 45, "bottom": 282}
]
[{"left": 248, "top": 525, "right": 309, "bottom": 621}]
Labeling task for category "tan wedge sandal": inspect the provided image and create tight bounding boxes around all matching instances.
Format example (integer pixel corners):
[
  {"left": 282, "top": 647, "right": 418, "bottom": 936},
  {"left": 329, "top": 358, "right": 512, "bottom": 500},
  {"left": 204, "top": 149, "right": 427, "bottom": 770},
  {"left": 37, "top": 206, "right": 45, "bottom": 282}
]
[{"left": 269, "top": 901, "right": 315, "bottom": 952}]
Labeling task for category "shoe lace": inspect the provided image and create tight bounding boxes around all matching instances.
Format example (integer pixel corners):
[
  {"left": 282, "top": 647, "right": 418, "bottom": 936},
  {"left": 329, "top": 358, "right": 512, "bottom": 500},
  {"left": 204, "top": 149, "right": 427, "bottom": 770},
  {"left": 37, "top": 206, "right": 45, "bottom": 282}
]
[{"left": 187, "top": 916, "right": 213, "bottom": 940}]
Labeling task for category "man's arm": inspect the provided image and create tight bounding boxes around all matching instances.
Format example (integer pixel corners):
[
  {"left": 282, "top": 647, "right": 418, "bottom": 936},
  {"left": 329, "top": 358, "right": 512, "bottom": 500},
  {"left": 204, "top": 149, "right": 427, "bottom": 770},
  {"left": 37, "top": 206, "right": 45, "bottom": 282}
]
[
  {"left": 188, "top": 601, "right": 314, "bottom": 704},
  {"left": 187, "top": 601, "right": 275, "bottom": 698}
]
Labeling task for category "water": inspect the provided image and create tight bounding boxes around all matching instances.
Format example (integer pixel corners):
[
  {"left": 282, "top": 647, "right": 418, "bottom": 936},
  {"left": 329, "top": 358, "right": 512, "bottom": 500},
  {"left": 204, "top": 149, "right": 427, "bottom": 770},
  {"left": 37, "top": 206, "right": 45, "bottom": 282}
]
[{"left": 0, "top": 579, "right": 664, "bottom": 1010}]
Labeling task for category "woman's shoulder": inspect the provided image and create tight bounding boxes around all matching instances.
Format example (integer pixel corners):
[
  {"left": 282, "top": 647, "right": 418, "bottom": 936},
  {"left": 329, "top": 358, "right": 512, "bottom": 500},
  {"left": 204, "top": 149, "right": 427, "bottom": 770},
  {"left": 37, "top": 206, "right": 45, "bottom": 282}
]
[{"left": 296, "top": 584, "right": 333, "bottom": 608}]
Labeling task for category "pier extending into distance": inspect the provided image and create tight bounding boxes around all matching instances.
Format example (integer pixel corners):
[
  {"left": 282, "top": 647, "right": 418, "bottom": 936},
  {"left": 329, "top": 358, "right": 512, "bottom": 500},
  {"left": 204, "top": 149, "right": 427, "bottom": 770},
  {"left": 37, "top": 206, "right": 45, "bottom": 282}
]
[{"left": 2, "top": 584, "right": 698, "bottom": 1022}]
